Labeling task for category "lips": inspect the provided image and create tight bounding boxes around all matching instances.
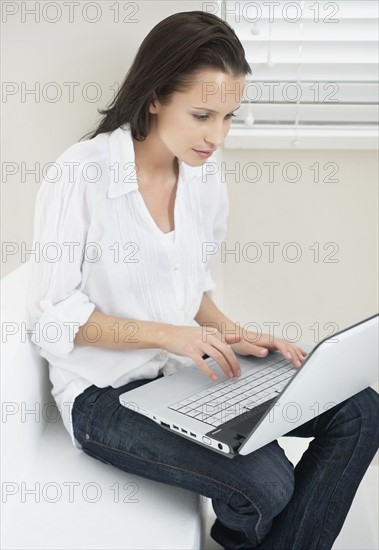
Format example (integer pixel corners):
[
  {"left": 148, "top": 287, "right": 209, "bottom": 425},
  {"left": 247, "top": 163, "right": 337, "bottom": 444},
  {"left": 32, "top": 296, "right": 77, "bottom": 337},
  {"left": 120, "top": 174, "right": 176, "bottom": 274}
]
[
  {"left": 193, "top": 149, "right": 215, "bottom": 159},
  {"left": 194, "top": 149, "right": 216, "bottom": 153}
]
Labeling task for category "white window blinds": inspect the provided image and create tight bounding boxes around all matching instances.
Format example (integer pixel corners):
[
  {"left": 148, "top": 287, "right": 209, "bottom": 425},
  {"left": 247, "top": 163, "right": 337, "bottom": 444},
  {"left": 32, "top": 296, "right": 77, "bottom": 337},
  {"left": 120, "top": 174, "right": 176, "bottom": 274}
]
[{"left": 218, "top": 0, "right": 379, "bottom": 148}]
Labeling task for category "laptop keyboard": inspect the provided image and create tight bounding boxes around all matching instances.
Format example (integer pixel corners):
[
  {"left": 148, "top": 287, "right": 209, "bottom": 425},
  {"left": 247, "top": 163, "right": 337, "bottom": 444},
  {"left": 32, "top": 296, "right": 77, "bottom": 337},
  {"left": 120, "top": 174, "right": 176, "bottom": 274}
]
[{"left": 168, "top": 357, "right": 296, "bottom": 427}]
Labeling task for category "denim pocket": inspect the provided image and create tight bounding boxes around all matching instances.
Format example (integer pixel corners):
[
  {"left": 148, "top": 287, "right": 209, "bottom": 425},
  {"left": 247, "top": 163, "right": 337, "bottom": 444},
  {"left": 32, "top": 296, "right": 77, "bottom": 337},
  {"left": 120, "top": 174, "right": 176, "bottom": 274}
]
[
  {"left": 81, "top": 377, "right": 163, "bottom": 447},
  {"left": 73, "top": 385, "right": 101, "bottom": 415},
  {"left": 84, "top": 389, "right": 112, "bottom": 437}
]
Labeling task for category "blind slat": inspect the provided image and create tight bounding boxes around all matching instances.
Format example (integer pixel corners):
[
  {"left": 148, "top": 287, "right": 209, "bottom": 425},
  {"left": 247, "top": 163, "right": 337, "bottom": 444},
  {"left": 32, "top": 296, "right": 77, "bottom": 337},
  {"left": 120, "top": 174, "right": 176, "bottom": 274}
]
[
  {"left": 237, "top": 19, "right": 378, "bottom": 41},
  {"left": 234, "top": 104, "right": 379, "bottom": 124},
  {"left": 223, "top": 126, "right": 378, "bottom": 150},
  {"left": 249, "top": 63, "right": 377, "bottom": 81},
  {"left": 243, "top": 41, "right": 378, "bottom": 64},
  {"left": 242, "top": 82, "right": 378, "bottom": 103}
]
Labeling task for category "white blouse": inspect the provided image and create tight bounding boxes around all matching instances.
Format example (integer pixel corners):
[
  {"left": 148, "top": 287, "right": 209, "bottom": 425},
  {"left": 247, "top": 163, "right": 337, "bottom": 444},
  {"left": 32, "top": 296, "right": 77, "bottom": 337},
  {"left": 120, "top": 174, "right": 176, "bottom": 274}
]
[{"left": 26, "top": 122, "right": 229, "bottom": 449}]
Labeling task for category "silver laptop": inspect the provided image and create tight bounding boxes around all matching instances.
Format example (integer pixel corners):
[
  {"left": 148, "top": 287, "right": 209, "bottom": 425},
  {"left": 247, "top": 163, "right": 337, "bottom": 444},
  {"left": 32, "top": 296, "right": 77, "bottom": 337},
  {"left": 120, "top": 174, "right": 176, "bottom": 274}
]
[{"left": 119, "top": 313, "right": 378, "bottom": 458}]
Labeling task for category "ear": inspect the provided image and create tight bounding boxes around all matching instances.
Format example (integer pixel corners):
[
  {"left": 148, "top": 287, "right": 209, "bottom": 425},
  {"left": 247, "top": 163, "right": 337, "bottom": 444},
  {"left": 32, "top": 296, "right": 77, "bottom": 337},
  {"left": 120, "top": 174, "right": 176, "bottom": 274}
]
[{"left": 148, "top": 92, "right": 159, "bottom": 114}]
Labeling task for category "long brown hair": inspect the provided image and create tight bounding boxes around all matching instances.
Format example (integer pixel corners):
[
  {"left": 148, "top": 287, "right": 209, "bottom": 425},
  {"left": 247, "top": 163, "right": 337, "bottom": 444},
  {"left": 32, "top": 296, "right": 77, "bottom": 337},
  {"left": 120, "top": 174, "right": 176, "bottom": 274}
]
[{"left": 79, "top": 10, "right": 251, "bottom": 142}]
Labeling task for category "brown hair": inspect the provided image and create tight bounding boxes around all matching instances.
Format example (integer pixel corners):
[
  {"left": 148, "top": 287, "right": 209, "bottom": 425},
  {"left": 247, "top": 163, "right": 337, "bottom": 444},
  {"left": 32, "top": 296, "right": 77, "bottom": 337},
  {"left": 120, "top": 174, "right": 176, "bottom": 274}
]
[{"left": 79, "top": 10, "right": 251, "bottom": 142}]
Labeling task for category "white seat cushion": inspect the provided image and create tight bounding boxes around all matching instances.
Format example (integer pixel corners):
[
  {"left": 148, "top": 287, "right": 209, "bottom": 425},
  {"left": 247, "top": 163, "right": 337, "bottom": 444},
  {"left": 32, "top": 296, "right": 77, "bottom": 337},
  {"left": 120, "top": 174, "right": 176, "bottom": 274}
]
[
  {"left": 1, "top": 262, "right": 204, "bottom": 549},
  {"left": 2, "top": 419, "right": 204, "bottom": 550}
]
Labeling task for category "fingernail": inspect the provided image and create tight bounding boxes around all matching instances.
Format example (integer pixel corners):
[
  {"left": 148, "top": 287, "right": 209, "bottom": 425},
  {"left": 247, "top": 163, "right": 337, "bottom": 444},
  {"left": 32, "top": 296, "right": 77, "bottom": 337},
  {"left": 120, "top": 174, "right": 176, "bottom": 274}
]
[
  {"left": 211, "top": 374, "right": 218, "bottom": 381},
  {"left": 261, "top": 349, "right": 268, "bottom": 355},
  {"left": 236, "top": 369, "right": 241, "bottom": 377},
  {"left": 228, "top": 371, "right": 233, "bottom": 378},
  {"left": 287, "top": 352, "right": 292, "bottom": 359}
]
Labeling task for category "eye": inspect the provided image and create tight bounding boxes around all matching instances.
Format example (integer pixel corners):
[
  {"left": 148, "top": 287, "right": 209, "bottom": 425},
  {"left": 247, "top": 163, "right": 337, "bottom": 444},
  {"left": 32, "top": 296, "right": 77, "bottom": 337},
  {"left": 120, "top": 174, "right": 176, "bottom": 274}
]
[{"left": 193, "top": 113, "right": 237, "bottom": 121}]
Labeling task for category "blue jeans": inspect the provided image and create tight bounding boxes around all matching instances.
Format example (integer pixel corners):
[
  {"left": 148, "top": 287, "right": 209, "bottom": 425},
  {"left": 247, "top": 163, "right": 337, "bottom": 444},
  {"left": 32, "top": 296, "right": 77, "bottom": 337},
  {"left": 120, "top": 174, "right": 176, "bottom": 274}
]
[{"left": 72, "top": 375, "right": 379, "bottom": 550}]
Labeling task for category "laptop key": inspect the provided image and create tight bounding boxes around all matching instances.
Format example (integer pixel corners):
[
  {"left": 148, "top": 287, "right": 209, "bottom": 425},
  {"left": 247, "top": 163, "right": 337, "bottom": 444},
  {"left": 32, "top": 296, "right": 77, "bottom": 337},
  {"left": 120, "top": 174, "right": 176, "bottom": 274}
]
[{"left": 185, "top": 409, "right": 204, "bottom": 418}]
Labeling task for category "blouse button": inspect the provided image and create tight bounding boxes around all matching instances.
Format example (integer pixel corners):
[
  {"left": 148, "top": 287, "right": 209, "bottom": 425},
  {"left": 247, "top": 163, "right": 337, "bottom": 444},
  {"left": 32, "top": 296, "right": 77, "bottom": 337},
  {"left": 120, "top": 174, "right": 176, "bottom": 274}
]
[
  {"left": 40, "top": 299, "right": 52, "bottom": 311},
  {"left": 173, "top": 266, "right": 180, "bottom": 272}
]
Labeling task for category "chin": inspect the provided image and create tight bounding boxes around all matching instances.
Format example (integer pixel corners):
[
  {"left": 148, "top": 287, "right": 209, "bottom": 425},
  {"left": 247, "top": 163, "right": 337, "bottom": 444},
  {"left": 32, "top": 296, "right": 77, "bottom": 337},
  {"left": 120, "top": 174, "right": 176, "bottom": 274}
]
[
  {"left": 186, "top": 154, "right": 209, "bottom": 166},
  {"left": 188, "top": 160, "right": 207, "bottom": 168}
]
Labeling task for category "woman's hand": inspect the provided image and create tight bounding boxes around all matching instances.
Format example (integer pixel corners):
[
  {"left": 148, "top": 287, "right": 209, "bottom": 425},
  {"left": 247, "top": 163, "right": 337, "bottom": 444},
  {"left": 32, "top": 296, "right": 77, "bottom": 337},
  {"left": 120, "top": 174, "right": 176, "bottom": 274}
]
[
  {"left": 160, "top": 325, "right": 246, "bottom": 381},
  {"left": 230, "top": 329, "right": 308, "bottom": 369}
]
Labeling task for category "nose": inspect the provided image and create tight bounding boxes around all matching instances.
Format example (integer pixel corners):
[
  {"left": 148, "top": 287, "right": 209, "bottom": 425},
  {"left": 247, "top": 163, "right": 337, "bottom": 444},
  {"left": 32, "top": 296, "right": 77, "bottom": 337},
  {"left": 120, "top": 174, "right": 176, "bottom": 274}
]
[{"left": 204, "top": 121, "right": 226, "bottom": 149}]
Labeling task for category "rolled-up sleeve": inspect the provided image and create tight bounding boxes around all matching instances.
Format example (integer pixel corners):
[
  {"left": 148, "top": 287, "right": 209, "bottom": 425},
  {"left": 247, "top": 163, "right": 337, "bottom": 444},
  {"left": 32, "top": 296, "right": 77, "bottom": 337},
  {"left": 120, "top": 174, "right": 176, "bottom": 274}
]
[
  {"left": 203, "top": 170, "right": 229, "bottom": 293},
  {"left": 26, "top": 153, "right": 96, "bottom": 358}
]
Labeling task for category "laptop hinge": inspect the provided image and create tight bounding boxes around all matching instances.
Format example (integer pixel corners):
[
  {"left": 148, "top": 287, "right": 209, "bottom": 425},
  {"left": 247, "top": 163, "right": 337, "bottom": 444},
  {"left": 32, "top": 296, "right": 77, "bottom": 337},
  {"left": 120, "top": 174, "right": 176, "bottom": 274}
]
[{"left": 205, "top": 398, "right": 277, "bottom": 450}]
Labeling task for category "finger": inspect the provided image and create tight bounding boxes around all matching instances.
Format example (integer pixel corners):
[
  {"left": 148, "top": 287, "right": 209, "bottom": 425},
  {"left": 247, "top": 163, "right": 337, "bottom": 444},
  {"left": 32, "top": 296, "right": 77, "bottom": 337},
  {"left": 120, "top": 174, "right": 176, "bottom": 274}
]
[
  {"left": 249, "top": 345, "right": 270, "bottom": 358},
  {"left": 201, "top": 332, "right": 241, "bottom": 376},
  {"left": 291, "top": 348, "right": 306, "bottom": 367},
  {"left": 285, "top": 350, "right": 302, "bottom": 368},
  {"left": 193, "top": 355, "right": 221, "bottom": 382},
  {"left": 294, "top": 351, "right": 303, "bottom": 367},
  {"left": 294, "top": 347, "right": 308, "bottom": 363},
  {"left": 205, "top": 346, "right": 237, "bottom": 379},
  {"left": 209, "top": 339, "right": 241, "bottom": 376},
  {"left": 220, "top": 344, "right": 242, "bottom": 376}
]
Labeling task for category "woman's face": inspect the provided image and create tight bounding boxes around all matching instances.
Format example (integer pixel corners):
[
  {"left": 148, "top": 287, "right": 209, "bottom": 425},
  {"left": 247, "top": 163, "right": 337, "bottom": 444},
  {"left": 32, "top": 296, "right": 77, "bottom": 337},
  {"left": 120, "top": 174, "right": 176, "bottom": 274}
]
[{"left": 149, "top": 69, "right": 246, "bottom": 166}]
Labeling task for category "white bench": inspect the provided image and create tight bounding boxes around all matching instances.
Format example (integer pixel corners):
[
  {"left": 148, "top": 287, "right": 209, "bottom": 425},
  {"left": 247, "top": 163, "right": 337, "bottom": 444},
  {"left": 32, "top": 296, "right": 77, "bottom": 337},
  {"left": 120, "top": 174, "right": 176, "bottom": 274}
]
[{"left": 1, "top": 261, "right": 204, "bottom": 550}]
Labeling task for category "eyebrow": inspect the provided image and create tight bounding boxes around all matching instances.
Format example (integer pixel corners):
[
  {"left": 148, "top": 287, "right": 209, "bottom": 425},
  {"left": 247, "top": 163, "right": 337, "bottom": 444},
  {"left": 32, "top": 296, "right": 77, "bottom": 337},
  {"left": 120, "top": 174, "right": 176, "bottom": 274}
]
[{"left": 190, "top": 106, "right": 240, "bottom": 114}]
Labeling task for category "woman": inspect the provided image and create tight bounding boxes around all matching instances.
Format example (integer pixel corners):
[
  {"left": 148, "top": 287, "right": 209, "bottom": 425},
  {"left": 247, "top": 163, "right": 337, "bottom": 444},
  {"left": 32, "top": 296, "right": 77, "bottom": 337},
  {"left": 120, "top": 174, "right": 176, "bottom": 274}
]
[{"left": 27, "top": 10, "right": 379, "bottom": 550}]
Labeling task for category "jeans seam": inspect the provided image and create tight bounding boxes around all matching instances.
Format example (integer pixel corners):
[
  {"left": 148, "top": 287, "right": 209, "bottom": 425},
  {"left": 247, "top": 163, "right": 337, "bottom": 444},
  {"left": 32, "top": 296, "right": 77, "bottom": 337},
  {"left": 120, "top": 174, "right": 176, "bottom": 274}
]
[
  {"left": 84, "top": 436, "right": 264, "bottom": 544},
  {"left": 313, "top": 403, "right": 363, "bottom": 549}
]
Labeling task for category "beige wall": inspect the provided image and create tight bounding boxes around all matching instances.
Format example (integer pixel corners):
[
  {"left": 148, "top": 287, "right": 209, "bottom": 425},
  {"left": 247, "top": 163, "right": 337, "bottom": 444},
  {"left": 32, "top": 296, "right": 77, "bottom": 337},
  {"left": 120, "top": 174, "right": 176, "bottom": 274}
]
[
  {"left": 215, "top": 148, "right": 378, "bottom": 342},
  {"left": 1, "top": 0, "right": 205, "bottom": 278}
]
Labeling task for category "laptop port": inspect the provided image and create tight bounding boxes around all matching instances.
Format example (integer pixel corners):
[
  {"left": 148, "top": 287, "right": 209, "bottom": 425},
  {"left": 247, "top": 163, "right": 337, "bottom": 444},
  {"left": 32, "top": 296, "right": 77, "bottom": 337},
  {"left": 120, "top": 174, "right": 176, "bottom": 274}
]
[
  {"left": 181, "top": 429, "right": 187, "bottom": 434},
  {"left": 190, "top": 432, "right": 196, "bottom": 437},
  {"left": 173, "top": 425, "right": 179, "bottom": 430},
  {"left": 161, "top": 421, "right": 170, "bottom": 428}
]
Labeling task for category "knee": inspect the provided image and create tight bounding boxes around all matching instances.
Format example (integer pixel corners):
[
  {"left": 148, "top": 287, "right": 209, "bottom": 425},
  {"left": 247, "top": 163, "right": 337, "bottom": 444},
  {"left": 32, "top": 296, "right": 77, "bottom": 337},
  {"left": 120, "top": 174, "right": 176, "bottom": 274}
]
[
  {"left": 351, "top": 387, "right": 379, "bottom": 436},
  {"left": 257, "top": 471, "right": 295, "bottom": 518},
  {"left": 241, "top": 449, "right": 295, "bottom": 518},
  {"left": 332, "top": 387, "right": 379, "bottom": 453},
  {"left": 221, "top": 472, "right": 293, "bottom": 549},
  {"left": 218, "top": 446, "right": 294, "bottom": 544}
]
